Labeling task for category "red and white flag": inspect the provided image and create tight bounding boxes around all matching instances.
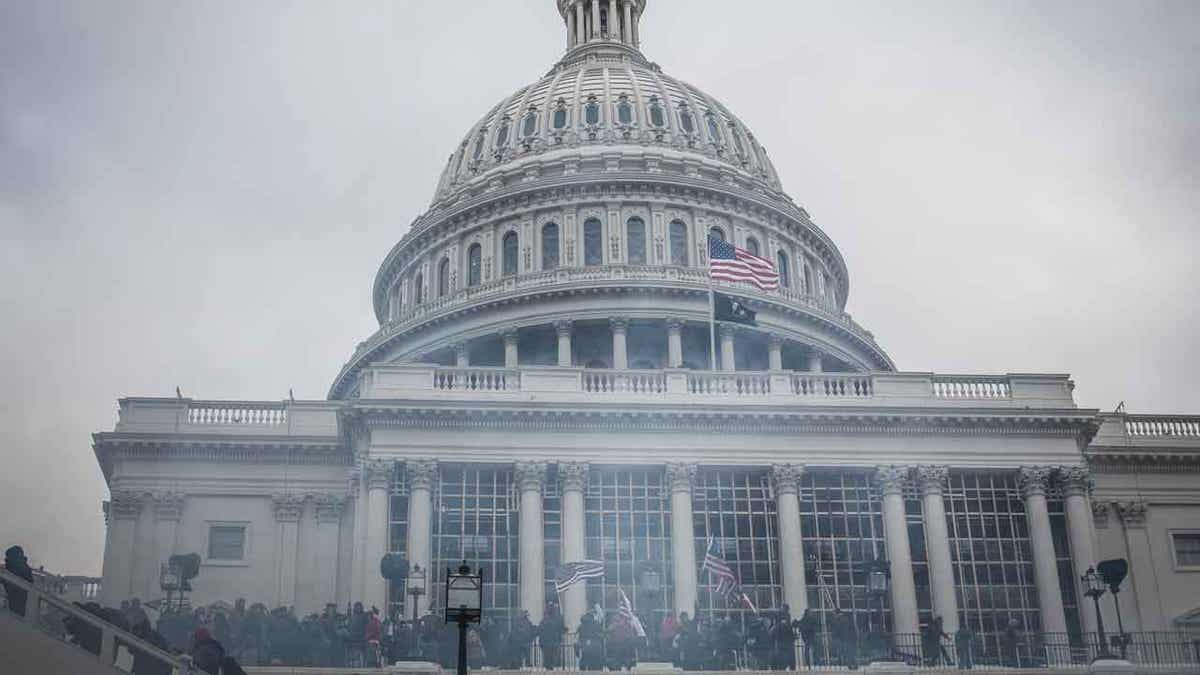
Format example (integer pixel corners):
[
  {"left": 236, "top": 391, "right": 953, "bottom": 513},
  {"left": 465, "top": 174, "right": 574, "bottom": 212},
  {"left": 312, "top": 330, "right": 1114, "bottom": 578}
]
[{"left": 708, "top": 235, "right": 779, "bottom": 291}]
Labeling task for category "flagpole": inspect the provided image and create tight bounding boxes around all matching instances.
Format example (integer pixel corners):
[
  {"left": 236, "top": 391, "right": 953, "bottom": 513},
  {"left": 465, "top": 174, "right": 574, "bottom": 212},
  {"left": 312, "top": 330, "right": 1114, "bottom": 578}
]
[{"left": 707, "top": 252, "right": 718, "bottom": 372}]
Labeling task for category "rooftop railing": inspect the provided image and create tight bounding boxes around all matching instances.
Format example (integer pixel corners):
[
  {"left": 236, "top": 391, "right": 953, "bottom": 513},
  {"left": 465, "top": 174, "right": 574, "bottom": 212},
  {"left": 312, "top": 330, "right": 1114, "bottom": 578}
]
[{"left": 1125, "top": 415, "right": 1200, "bottom": 438}]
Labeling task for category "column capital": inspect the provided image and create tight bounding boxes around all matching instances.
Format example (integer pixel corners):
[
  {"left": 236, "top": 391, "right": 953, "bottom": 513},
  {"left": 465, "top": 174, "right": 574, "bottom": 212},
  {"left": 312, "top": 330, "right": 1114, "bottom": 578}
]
[
  {"left": 768, "top": 333, "right": 784, "bottom": 349},
  {"left": 1058, "top": 465, "right": 1093, "bottom": 497},
  {"left": 609, "top": 316, "right": 629, "bottom": 333},
  {"left": 771, "top": 463, "right": 805, "bottom": 496},
  {"left": 406, "top": 459, "right": 438, "bottom": 491},
  {"left": 108, "top": 490, "right": 147, "bottom": 520},
  {"left": 515, "top": 460, "right": 548, "bottom": 493},
  {"left": 346, "top": 467, "right": 361, "bottom": 496},
  {"left": 560, "top": 461, "right": 589, "bottom": 493},
  {"left": 453, "top": 342, "right": 469, "bottom": 357},
  {"left": 718, "top": 323, "right": 737, "bottom": 340},
  {"left": 665, "top": 318, "right": 684, "bottom": 334},
  {"left": 555, "top": 319, "right": 574, "bottom": 337},
  {"left": 1018, "top": 465, "right": 1054, "bottom": 499},
  {"left": 501, "top": 327, "right": 520, "bottom": 344},
  {"left": 272, "top": 494, "right": 305, "bottom": 523},
  {"left": 915, "top": 466, "right": 949, "bottom": 495},
  {"left": 313, "top": 494, "right": 347, "bottom": 524},
  {"left": 1116, "top": 500, "right": 1148, "bottom": 528},
  {"left": 363, "top": 459, "right": 394, "bottom": 491},
  {"left": 666, "top": 462, "right": 697, "bottom": 494},
  {"left": 152, "top": 492, "right": 186, "bottom": 521},
  {"left": 874, "top": 465, "right": 910, "bottom": 496},
  {"left": 1092, "top": 501, "right": 1111, "bottom": 529}
]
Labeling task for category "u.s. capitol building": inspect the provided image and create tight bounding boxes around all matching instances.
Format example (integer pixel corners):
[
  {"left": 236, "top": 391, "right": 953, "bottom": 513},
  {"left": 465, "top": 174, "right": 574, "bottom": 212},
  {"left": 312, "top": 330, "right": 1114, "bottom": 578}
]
[{"left": 92, "top": 0, "right": 1200, "bottom": 664}]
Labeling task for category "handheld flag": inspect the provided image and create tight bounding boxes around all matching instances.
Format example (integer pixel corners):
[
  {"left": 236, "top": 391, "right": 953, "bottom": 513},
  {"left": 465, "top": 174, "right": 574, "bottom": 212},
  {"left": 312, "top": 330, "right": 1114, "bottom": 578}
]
[
  {"left": 701, "top": 538, "right": 739, "bottom": 598},
  {"left": 555, "top": 560, "right": 605, "bottom": 594},
  {"left": 618, "top": 588, "right": 647, "bottom": 638}
]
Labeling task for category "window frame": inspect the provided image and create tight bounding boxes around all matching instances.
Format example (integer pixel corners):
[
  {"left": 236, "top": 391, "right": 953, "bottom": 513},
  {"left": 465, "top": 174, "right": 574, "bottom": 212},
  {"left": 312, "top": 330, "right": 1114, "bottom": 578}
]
[
  {"left": 669, "top": 220, "right": 689, "bottom": 266},
  {"left": 626, "top": 217, "right": 647, "bottom": 265},
  {"left": 501, "top": 231, "right": 519, "bottom": 277},
  {"left": 204, "top": 522, "right": 250, "bottom": 567},
  {"left": 437, "top": 257, "right": 451, "bottom": 297},
  {"left": 541, "top": 222, "right": 560, "bottom": 271},
  {"left": 1170, "top": 530, "right": 1200, "bottom": 571},
  {"left": 583, "top": 218, "right": 604, "bottom": 267},
  {"left": 467, "top": 243, "right": 482, "bottom": 288}
]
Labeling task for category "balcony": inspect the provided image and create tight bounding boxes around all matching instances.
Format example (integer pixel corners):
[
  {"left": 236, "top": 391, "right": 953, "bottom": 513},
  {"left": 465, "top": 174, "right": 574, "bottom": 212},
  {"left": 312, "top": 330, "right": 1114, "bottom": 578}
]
[
  {"left": 111, "top": 398, "right": 342, "bottom": 437},
  {"left": 358, "top": 365, "right": 1077, "bottom": 410}
]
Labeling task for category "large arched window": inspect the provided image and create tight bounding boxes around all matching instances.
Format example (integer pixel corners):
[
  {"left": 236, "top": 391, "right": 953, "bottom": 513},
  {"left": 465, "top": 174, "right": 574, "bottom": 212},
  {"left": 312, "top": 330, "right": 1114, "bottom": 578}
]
[
  {"left": 679, "top": 105, "right": 696, "bottom": 135},
  {"left": 437, "top": 257, "right": 451, "bottom": 297},
  {"left": 414, "top": 273, "right": 424, "bottom": 305},
  {"left": 520, "top": 107, "right": 538, "bottom": 139},
  {"left": 616, "top": 95, "right": 634, "bottom": 125},
  {"left": 709, "top": 226, "right": 726, "bottom": 242},
  {"left": 584, "top": 95, "right": 601, "bottom": 126},
  {"left": 467, "top": 243, "right": 482, "bottom": 287},
  {"left": 502, "top": 231, "right": 519, "bottom": 277},
  {"left": 777, "top": 250, "right": 791, "bottom": 289},
  {"left": 472, "top": 127, "right": 487, "bottom": 162},
  {"left": 669, "top": 220, "right": 689, "bottom": 266},
  {"left": 495, "top": 116, "right": 511, "bottom": 150},
  {"left": 745, "top": 236, "right": 760, "bottom": 257},
  {"left": 542, "top": 222, "right": 560, "bottom": 270},
  {"left": 648, "top": 96, "right": 666, "bottom": 128},
  {"left": 552, "top": 99, "right": 569, "bottom": 130},
  {"left": 803, "top": 257, "right": 814, "bottom": 295},
  {"left": 626, "top": 217, "right": 647, "bottom": 265},
  {"left": 583, "top": 218, "right": 603, "bottom": 267},
  {"left": 705, "top": 111, "right": 723, "bottom": 144}
]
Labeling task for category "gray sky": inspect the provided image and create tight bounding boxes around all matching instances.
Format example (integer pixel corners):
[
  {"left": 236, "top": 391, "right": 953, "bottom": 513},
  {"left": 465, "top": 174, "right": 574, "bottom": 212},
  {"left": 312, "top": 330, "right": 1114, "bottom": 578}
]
[{"left": 1, "top": 1, "right": 1197, "bottom": 576}]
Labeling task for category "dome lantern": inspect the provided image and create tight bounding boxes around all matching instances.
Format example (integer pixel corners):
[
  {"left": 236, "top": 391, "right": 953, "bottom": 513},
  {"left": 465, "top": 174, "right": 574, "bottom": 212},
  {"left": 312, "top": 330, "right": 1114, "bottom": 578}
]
[{"left": 557, "top": 0, "right": 646, "bottom": 51}]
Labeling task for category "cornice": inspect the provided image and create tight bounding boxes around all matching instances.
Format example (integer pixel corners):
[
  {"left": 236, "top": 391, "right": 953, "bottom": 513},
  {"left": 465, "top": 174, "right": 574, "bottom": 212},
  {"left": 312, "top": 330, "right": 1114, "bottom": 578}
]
[{"left": 93, "top": 438, "right": 350, "bottom": 470}]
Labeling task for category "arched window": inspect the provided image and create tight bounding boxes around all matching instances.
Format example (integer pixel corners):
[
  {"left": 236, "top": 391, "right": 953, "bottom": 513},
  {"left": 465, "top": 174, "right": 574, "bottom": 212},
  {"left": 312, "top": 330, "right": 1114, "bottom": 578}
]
[
  {"left": 626, "top": 217, "right": 646, "bottom": 265},
  {"left": 521, "top": 107, "right": 538, "bottom": 139},
  {"left": 745, "top": 237, "right": 760, "bottom": 257},
  {"left": 542, "top": 222, "right": 560, "bottom": 270},
  {"left": 467, "top": 244, "right": 482, "bottom": 287},
  {"left": 803, "top": 258, "right": 814, "bottom": 295},
  {"left": 679, "top": 105, "right": 696, "bottom": 135},
  {"left": 616, "top": 95, "right": 634, "bottom": 125},
  {"left": 438, "top": 257, "right": 451, "bottom": 297},
  {"left": 584, "top": 96, "right": 601, "bottom": 126},
  {"left": 502, "top": 231, "right": 519, "bottom": 277},
  {"left": 648, "top": 96, "right": 666, "bottom": 128},
  {"left": 730, "top": 123, "right": 748, "bottom": 156},
  {"left": 552, "top": 99, "right": 569, "bottom": 130},
  {"left": 583, "top": 218, "right": 603, "bottom": 266},
  {"left": 414, "top": 273, "right": 424, "bottom": 305},
  {"left": 669, "top": 220, "right": 689, "bottom": 266},
  {"left": 495, "top": 116, "right": 511, "bottom": 150},
  {"left": 705, "top": 112, "right": 722, "bottom": 144},
  {"left": 709, "top": 226, "right": 726, "bottom": 242},
  {"left": 777, "top": 250, "right": 791, "bottom": 289},
  {"left": 472, "top": 128, "right": 488, "bottom": 162}
]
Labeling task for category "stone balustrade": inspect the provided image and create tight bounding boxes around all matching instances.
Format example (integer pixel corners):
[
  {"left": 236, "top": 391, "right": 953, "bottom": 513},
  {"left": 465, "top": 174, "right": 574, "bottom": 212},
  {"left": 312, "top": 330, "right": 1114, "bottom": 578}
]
[
  {"left": 932, "top": 375, "right": 1012, "bottom": 399},
  {"left": 187, "top": 402, "right": 288, "bottom": 426},
  {"left": 114, "top": 398, "right": 341, "bottom": 436},
  {"left": 1124, "top": 415, "right": 1200, "bottom": 438}
]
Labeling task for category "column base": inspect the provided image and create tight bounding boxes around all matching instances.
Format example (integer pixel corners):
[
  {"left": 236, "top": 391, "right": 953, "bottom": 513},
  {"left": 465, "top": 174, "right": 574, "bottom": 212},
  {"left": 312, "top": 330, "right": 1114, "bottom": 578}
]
[{"left": 861, "top": 661, "right": 915, "bottom": 675}]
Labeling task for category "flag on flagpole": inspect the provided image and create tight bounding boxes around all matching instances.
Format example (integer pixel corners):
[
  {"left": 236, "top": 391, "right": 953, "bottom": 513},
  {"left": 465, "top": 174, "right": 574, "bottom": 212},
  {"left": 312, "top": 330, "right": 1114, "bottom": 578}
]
[
  {"left": 618, "top": 588, "right": 647, "bottom": 638},
  {"left": 740, "top": 592, "right": 759, "bottom": 615},
  {"left": 708, "top": 235, "right": 780, "bottom": 291},
  {"left": 555, "top": 560, "right": 605, "bottom": 594},
  {"left": 701, "top": 538, "right": 739, "bottom": 598}
]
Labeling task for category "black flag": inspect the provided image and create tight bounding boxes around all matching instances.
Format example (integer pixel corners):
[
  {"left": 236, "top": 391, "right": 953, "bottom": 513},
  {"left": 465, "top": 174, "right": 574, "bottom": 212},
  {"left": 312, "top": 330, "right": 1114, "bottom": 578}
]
[{"left": 714, "top": 293, "right": 757, "bottom": 325}]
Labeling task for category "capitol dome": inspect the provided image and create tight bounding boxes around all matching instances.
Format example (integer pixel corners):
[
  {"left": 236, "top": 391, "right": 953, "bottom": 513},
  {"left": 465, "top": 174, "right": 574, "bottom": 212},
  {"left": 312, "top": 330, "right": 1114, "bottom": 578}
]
[{"left": 329, "top": 0, "right": 894, "bottom": 399}]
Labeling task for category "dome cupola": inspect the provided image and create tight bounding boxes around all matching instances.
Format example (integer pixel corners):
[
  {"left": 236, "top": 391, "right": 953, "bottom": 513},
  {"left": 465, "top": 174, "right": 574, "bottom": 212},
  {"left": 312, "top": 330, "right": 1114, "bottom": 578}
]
[{"left": 556, "top": 0, "right": 647, "bottom": 51}]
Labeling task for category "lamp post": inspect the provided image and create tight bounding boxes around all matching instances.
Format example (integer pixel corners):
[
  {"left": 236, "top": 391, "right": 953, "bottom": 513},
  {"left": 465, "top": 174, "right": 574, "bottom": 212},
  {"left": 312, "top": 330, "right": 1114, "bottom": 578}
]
[
  {"left": 408, "top": 564, "right": 426, "bottom": 624},
  {"left": 864, "top": 557, "right": 891, "bottom": 662},
  {"left": 1097, "top": 559, "right": 1130, "bottom": 660},
  {"left": 1082, "top": 567, "right": 1113, "bottom": 661},
  {"left": 446, "top": 561, "right": 483, "bottom": 675}
]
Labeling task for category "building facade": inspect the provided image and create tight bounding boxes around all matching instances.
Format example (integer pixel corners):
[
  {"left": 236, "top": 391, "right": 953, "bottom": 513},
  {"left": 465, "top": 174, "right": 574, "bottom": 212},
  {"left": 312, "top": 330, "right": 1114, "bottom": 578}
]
[{"left": 91, "top": 0, "right": 1199, "bottom": 665}]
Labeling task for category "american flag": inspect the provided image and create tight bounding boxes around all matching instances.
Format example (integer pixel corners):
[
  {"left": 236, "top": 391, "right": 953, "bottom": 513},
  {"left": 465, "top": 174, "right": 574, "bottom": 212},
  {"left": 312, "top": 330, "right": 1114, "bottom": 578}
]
[
  {"left": 708, "top": 236, "right": 779, "bottom": 291},
  {"left": 618, "top": 588, "right": 647, "bottom": 637},
  {"left": 555, "top": 560, "right": 605, "bottom": 594},
  {"left": 702, "top": 538, "right": 739, "bottom": 598}
]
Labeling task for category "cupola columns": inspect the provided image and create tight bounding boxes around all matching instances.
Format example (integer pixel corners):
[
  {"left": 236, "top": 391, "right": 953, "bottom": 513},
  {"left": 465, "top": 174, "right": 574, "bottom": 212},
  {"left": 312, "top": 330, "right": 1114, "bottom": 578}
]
[{"left": 560, "top": 0, "right": 645, "bottom": 51}]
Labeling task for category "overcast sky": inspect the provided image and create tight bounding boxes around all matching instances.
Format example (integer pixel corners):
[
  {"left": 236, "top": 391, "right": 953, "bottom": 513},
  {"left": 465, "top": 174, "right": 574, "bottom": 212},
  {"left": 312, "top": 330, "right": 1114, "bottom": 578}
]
[{"left": 1, "top": 1, "right": 1197, "bottom": 576}]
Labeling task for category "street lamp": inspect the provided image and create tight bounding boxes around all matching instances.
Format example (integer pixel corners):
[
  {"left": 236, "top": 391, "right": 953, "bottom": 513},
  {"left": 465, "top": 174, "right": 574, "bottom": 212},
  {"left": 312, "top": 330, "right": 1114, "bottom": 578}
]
[
  {"left": 1097, "top": 559, "right": 1130, "bottom": 660},
  {"left": 408, "top": 564, "right": 427, "bottom": 624},
  {"left": 445, "top": 561, "right": 483, "bottom": 675},
  {"left": 1081, "top": 567, "right": 1114, "bottom": 660}
]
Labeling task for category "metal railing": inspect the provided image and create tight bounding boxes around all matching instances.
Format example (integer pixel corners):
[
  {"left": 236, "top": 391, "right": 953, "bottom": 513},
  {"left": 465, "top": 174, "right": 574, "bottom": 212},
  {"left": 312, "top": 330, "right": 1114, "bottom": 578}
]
[{"left": 1, "top": 568, "right": 193, "bottom": 674}]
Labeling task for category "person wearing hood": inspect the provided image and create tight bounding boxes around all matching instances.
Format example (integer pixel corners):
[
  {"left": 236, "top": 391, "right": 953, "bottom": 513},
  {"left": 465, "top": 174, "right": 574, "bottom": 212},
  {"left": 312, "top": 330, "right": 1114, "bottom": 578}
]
[
  {"left": 191, "top": 628, "right": 226, "bottom": 675},
  {"left": 2, "top": 545, "right": 34, "bottom": 617}
]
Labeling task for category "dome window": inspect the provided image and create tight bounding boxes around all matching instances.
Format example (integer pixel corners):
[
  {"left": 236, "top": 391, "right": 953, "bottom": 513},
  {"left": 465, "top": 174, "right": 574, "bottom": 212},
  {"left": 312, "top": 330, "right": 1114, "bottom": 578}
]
[
  {"left": 705, "top": 111, "right": 723, "bottom": 146},
  {"left": 552, "top": 99, "right": 569, "bottom": 130},
  {"left": 542, "top": 222, "right": 560, "bottom": 270},
  {"left": 521, "top": 106, "right": 539, "bottom": 140},
  {"left": 471, "top": 126, "right": 488, "bottom": 163},
  {"left": 414, "top": 273, "right": 425, "bottom": 305},
  {"left": 467, "top": 244, "right": 482, "bottom": 287},
  {"left": 616, "top": 94, "right": 635, "bottom": 125},
  {"left": 437, "top": 257, "right": 451, "bottom": 297},
  {"left": 777, "top": 250, "right": 791, "bottom": 289},
  {"left": 729, "top": 122, "right": 749, "bottom": 162},
  {"left": 583, "top": 218, "right": 603, "bottom": 267},
  {"left": 648, "top": 96, "right": 666, "bottom": 128},
  {"left": 678, "top": 103, "right": 696, "bottom": 135},
  {"left": 709, "top": 226, "right": 726, "bottom": 242},
  {"left": 584, "top": 95, "right": 601, "bottom": 127},
  {"left": 495, "top": 115, "right": 511, "bottom": 150},
  {"left": 502, "top": 231, "right": 519, "bottom": 277},
  {"left": 669, "top": 220, "right": 689, "bottom": 266},
  {"left": 626, "top": 217, "right": 647, "bottom": 265},
  {"left": 745, "top": 236, "right": 760, "bottom": 257}
]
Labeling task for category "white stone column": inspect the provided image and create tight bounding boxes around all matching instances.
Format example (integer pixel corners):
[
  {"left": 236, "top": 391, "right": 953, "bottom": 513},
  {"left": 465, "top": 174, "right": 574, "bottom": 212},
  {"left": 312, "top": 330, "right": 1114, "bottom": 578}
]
[
  {"left": 622, "top": 0, "right": 633, "bottom": 44},
  {"left": 454, "top": 342, "right": 469, "bottom": 368},
  {"left": 1117, "top": 500, "right": 1164, "bottom": 631},
  {"left": 556, "top": 320, "right": 573, "bottom": 367},
  {"left": 517, "top": 461, "right": 548, "bottom": 624},
  {"left": 608, "top": 0, "right": 618, "bottom": 37},
  {"left": 591, "top": 0, "right": 601, "bottom": 38},
  {"left": 666, "top": 319, "right": 684, "bottom": 367},
  {"left": 916, "top": 466, "right": 959, "bottom": 633},
  {"left": 100, "top": 491, "right": 142, "bottom": 606},
  {"left": 575, "top": 1, "right": 586, "bottom": 45},
  {"left": 309, "top": 495, "right": 346, "bottom": 615},
  {"left": 768, "top": 334, "right": 784, "bottom": 371},
  {"left": 1018, "top": 466, "right": 1069, "bottom": 635},
  {"left": 150, "top": 493, "right": 185, "bottom": 601},
  {"left": 362, "top": 460, "right": 393, "bottom": 611},
  {"left": 131, "top": 492, "right": 156, "bottom": 602},
  {"left": 348, "top": 469, "right": 366, "bottom": 604},
  {"left": 405, "top": 459, "right": 437, "bottom": 615},
  {"left": 807, "top": 352, "right": 823, "bottom": 373},
  {"left": 611, "top": 317, "right": 629, "bottom": 369},
  {"left": 567, "top": 7, "right": 577, "bottom": 48},
  {"left": 273, "top": 494, "right": 305, "bottom": 609},
  {"left": 560, "top": 462, "right": 589, "bottom": 630},
  {"left": 667, "top": 462, "right": 699, "bottom": 618},
  {"left": 503, "top": 328, "right": 519, "bottom": 367},
  {"left": 876, "top": 466, "right": 920, "bottom": 636},
  {"left": 719, "top": 324, "right": 736, "bottom": 371},
  {"left": 772, "top": 464, "right": 809, "bottom": 613},
  {"left": 1061, "top": 466, "right": 1099, "bottom": 635},
  {"left": 632, "top": 6, "right": 640, "bottom": 48}
]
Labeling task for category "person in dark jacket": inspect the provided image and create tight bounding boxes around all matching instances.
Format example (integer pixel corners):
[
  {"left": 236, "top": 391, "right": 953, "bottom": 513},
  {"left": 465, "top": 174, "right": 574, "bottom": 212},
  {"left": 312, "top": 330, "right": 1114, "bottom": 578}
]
[
  {"left": 191, "top": 628, "right": 227, "bottom": 675},
  {"left": 577, "top": 612, "right": 604, "bottom": 670},
  {"left": 2, "top": 545, "right": 34, "bottom": 617},
  {"left": 541, "top": 602, "right": 567, "bottom": 669}
]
